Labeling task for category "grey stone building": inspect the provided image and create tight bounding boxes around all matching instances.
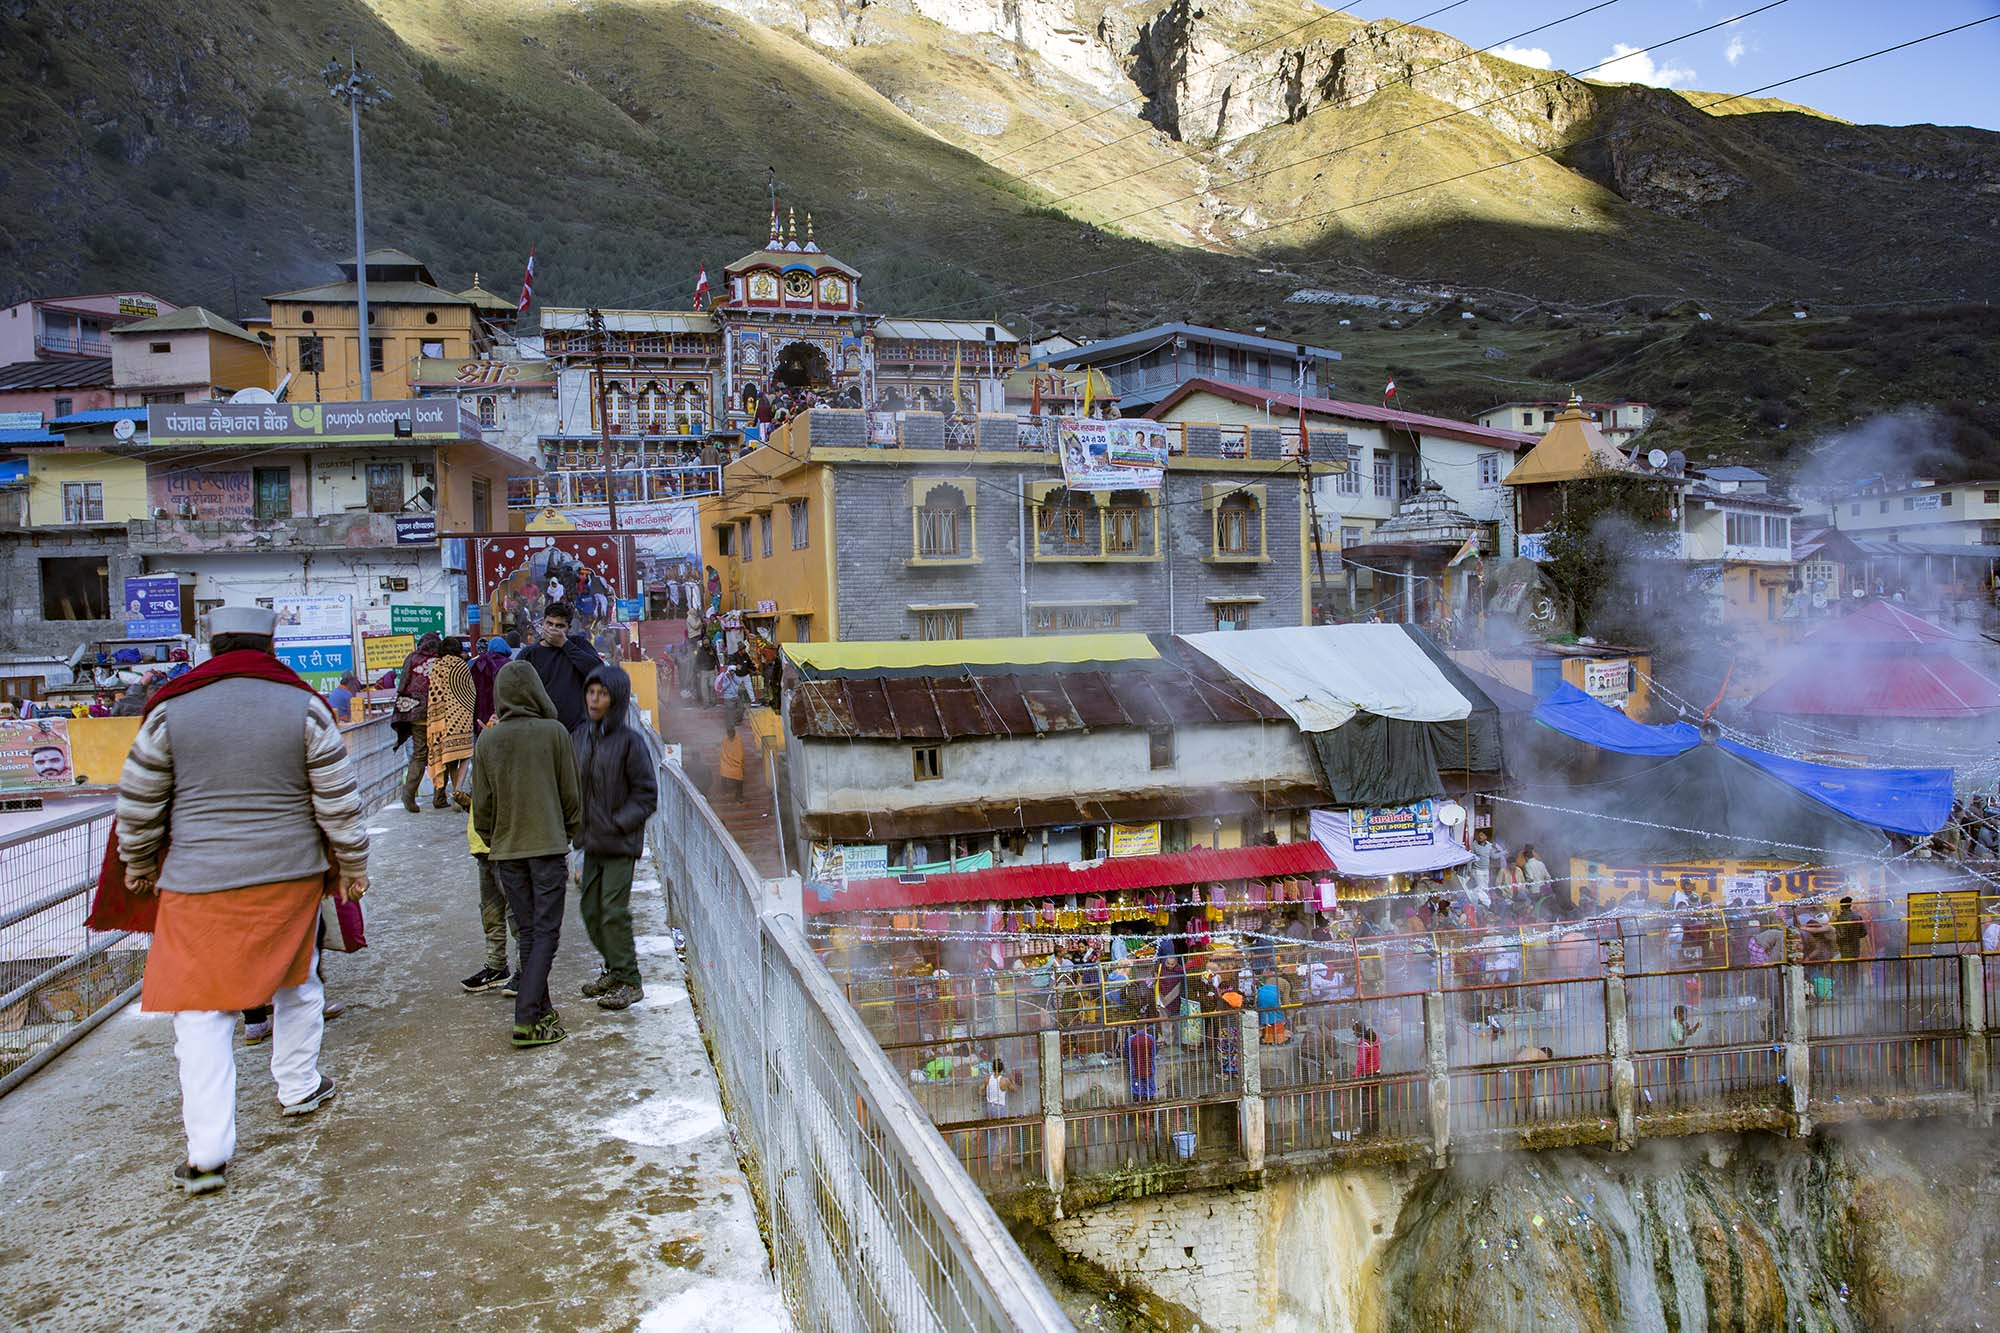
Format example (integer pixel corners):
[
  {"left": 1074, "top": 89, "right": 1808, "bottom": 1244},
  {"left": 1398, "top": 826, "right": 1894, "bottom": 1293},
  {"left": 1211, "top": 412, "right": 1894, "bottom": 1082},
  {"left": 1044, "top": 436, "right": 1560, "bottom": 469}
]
[{"left": 705, "top": 408, "right": 1337, "bottom": 644}]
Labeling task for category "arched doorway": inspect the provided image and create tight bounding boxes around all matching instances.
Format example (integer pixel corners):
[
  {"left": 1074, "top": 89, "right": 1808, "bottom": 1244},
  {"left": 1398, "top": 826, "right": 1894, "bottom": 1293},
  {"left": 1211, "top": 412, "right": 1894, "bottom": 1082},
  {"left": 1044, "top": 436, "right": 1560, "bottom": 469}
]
[{"left": 773, "top": 341, "right": 831, "bottom": 391}]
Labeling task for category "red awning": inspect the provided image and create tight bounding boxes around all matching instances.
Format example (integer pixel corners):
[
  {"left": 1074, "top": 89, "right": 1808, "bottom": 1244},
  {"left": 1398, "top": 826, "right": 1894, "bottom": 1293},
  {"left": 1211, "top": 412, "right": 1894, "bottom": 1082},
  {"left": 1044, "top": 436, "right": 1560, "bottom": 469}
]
[{"left": 805, "top": 840, "right": 1334, "bottom": 914}]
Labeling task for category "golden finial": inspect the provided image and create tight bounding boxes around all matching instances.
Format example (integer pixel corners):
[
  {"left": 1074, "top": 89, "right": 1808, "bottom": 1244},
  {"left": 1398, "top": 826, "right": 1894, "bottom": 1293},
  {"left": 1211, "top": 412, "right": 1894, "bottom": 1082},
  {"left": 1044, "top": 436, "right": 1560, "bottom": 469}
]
[
  {"left": 787, "top": 207, "right": 798, "bottom": 244},
  {"left": 805, "top": 212, "right": 816, "bottom": 248}
]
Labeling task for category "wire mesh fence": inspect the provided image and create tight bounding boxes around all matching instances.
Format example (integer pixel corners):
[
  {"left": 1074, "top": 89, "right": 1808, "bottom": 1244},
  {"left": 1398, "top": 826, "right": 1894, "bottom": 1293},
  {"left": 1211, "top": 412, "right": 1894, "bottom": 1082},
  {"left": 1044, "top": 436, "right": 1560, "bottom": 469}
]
[
  {"left": 0, "top": 803, "right": 136, "bottom": 1091},
  {"left": 649, "top": 764, "right": 1069, "bottom": 1333}
]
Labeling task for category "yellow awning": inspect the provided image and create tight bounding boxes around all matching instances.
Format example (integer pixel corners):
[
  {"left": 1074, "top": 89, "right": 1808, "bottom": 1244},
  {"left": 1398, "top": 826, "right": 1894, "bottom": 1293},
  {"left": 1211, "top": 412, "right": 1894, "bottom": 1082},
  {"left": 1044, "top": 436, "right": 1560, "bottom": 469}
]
[{"left": 784, "top": 633, "right": 1160, "bottom": 673}]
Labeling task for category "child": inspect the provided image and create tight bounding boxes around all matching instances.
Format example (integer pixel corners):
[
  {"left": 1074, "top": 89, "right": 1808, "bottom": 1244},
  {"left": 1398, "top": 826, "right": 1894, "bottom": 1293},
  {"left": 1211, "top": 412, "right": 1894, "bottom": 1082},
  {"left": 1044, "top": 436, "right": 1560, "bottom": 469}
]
[
  {"left": 458, "top": 812, "right": 518, "bottom": 995},
  {"left": 719, "top": 724, "right": 746, "bottom": 802},
  {"left": 570, "top": 665, "right": 658, "bottom": 1012}
]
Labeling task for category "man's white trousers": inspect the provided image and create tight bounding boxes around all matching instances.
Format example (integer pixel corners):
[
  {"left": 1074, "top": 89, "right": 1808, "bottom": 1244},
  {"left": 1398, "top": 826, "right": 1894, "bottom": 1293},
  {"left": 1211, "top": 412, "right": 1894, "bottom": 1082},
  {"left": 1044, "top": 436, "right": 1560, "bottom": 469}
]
[{"left": 171, "top": 954, "right": 325, "bottom": 1170}]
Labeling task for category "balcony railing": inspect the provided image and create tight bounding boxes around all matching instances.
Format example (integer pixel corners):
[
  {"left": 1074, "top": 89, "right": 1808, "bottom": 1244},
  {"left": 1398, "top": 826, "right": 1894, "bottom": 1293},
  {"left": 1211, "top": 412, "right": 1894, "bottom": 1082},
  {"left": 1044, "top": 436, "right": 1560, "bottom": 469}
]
[
  {"left": 512, "top": 464, "right": 723, "bottom": 509},
  {"left": 35, "top": 331, "right": 111, "bottom": 358},
  {"left": 775, "top": 407, "right": 1337, "bottom": 465}
]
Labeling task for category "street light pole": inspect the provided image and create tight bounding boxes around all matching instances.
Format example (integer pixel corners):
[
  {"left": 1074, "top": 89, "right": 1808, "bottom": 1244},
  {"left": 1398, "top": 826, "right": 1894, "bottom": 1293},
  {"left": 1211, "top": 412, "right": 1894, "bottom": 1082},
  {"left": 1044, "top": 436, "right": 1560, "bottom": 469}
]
[{"left": 325, "top": 50, "right": 388, "bottom": 401}]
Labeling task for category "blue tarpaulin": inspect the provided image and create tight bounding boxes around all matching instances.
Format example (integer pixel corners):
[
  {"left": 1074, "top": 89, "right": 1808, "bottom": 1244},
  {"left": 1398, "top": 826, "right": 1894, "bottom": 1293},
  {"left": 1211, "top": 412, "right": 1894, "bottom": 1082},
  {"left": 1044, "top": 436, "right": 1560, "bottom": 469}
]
[
  {"left": 1533, "top": 682, "right": 1952, "bottom": 836},
  {"left": 1533, "top": 682, "right": 1700, "bottom": 756}
]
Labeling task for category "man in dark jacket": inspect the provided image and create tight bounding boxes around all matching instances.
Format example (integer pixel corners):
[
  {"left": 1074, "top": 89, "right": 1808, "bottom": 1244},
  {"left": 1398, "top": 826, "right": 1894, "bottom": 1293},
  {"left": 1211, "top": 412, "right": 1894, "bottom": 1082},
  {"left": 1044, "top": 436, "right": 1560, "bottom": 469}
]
[
  {"left": 472, "top": 661, "right": 582, "bottom": 1048},
  {"left": 519, "top": 602, "right": 602, "bottom": 731},
  {"left": 571, "top": 664, "right": 659, "bottom": 1011}
]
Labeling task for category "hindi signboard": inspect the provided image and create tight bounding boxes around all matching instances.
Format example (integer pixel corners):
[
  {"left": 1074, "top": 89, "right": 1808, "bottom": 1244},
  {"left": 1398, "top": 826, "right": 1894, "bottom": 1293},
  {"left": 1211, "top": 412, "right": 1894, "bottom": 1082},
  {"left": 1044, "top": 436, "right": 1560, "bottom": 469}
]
[
  {"left": 0, "top": 718, "right": 73, "bottom": 791},
  {"left": 1109, "top": 822, "right": 1162, "bottom": 858},
  {"left": 1581, "top": 659, "right": 1632, "bottom": 703},
  {"left": 1351, "top": 801, "right": 1438, "bottom": 852},
  {"left": 274, "top": 594, "right": 354, "bottom": 690},
  {"left": 394, "top": 514, "right": 439, "bottom": 545},
  {"left": 362, "top": 633, "right": 416, "bottom": 674},
  {"left": 1057, "top": 419, "right": 1168, "bottom": 490},
  {"left": 389, "top": 605, "right": 446, "bottom": 637},
  {"left": 147, "top": 399, "right": 466, "bottom": 446},
  {"left": 122, "top": 574, "right": 182, "bottom": 638}
]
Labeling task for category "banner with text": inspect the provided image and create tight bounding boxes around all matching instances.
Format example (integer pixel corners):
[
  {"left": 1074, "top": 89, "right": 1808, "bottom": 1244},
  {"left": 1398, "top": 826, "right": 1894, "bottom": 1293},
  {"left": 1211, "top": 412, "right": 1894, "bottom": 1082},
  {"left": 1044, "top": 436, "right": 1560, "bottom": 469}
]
[
  {"left": 0, "top": 718, "right": 74, "bottom": 791},
  {"left": 122, "top": 574, "right": 182, "bottom": 638},
  {"left": 274, "top": 593, "right": 354, "bottom": 690},
  {"left": 1058, "top": 418, "right": 1168, "bottom": 490}
]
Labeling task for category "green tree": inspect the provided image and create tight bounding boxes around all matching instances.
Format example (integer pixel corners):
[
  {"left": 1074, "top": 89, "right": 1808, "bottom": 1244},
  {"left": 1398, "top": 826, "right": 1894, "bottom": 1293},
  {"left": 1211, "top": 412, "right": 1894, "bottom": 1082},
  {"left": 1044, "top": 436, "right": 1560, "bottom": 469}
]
[{"left": 1539, "top": 469, "right": 1677, "bottom": 636}]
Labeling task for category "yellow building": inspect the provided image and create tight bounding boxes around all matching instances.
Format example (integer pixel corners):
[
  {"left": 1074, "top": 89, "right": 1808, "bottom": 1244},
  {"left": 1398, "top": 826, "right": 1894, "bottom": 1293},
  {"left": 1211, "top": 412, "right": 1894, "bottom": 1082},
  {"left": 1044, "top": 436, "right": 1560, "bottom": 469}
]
[
  {"left": 23, "top": 408, "right": 151, "bottom": 526},
  {"left": 109, "top": 307, "right": 275, "bottom": 405},
  {"left": 265, "top": 249, "right": 486, "bottom": 401},
  {"left": 700, "top": 431, "right": 837, "bottom": 643}
]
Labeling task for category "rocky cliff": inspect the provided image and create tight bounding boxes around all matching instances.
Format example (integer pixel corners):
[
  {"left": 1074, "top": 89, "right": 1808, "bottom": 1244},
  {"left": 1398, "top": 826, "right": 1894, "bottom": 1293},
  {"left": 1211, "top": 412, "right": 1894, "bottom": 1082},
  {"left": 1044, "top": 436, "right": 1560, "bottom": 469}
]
[{"left": 1034, "top": 1125, "right": 2000, "bottom": 1331}]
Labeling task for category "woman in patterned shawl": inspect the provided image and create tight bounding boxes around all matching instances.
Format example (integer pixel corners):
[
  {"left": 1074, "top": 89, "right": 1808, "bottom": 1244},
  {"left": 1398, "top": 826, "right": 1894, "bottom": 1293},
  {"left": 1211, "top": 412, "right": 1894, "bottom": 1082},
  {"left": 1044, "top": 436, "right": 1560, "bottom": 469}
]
[{"left": 427, "top": 637, "right": 477, "bottom": 810}]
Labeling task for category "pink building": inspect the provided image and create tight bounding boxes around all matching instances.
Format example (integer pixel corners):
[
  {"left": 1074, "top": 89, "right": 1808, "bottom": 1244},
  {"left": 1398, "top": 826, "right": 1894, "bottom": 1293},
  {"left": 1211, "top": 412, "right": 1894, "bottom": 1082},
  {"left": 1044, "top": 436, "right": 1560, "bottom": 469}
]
[{"left": 0, "top": 291, "right": 178, "bottom": 425}]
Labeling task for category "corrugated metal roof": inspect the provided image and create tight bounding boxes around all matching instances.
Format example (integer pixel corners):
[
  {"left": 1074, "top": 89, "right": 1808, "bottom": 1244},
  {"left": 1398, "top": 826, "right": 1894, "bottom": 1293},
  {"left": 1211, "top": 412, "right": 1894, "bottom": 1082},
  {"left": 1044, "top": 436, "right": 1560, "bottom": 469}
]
[
  {"left": 1752, "top": 654, "right": 2000, "bottom": 719},
  {"left": 801, "top": 782, "right": 1327, "bottom": 842},
  {"left": 49, "top": 407, "right": 147, "bottom": 426},
  {"left": 0, "top": 428, "right": 60, "bottom": 446},
  {"left": 112, "top": 306, "right": 262, "bottom": 344},
  {"left": 265, "top": 280, "right": 473, "bottom": 306},
  {"left": 0, "top": 359, "right": 113, "bottom": 391},
  {"left": 806, "top": 840, "right": 1335, "bottom": 913},
  {"left": 788, "top": 665, "right": 1288, "bottom": 740},
  {"left": 875, "top": 319, "right": 1020, "bottom": 343},
  {"left": 538, "top": 308, "right": 720, "bottom": 335},
  {"left": 1798, "top": 600, "right": 1978, "bottom": 647}
]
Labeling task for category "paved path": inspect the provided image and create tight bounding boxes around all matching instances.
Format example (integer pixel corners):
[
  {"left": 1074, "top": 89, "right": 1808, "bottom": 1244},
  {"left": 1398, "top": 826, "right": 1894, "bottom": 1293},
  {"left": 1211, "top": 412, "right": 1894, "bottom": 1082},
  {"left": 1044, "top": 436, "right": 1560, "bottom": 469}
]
[{"left": 0, "top": 799, "right": 783, "bottom": 1332}]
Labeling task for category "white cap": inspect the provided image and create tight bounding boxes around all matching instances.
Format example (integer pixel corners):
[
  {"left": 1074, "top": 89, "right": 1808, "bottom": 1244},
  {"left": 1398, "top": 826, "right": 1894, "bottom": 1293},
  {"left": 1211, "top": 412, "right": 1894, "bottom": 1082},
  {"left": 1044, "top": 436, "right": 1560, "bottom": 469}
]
[{"left": 208, "top": 605, "right": 278, "bottom": 637}]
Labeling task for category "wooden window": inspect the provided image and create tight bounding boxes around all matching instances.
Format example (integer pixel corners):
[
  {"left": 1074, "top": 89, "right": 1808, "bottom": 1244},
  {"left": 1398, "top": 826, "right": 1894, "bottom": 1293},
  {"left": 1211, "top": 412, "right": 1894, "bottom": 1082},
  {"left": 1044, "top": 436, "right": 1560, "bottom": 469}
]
[
  {"left": 1148, "top": 727, "right": 1175, "bottom": 770},
  {"left": 471, "top": 478, "right": 491, "bottom": 532},
  {"left": 60, "top": 481, "right": 103, "bottom": 523},
  {"left": 1373, "top": 454, "right": 1395, "bottom": 499},
  {"left": 476, "top": 396, "right": 499, "bottom": 428},
  {"left": 789, "top": 498, "right": 809, "bottom": 549},
  {"left": 368, "top": 336, "right": 386, "bottom": 372},
  {"left": 39, "top": 556, "right": 109, "bottom": 620},
  {"left": 366, "top": 463, "right": 404, "bottom": 514},
  {"left": 714, "top": 524, "right": 736, "bottom": 557},
  {"left": 912, "top": 745, "right": 942, "bottom": 781},
  {"left": 1478, "top": 452, "right": 1501, "bottom": 487},
  {"left": 759, "top": 512, "right": 773, "bottom": 559},
  {"left": 1216, "top": 495, "right": 1256, "bottom": 556},
  {"left": 254, "top": 467, "right": 292, "bottom": 520},
  {"left": 1038, "top": 488, "right": 1089, "bottom": 544},
  {"left": 149, "top": 341, "right": 171, "bottom": 354},
  {"left": 738, "top": 518, "right": 753, "bottom": 561},
  {"left": 917, "top": 610, "right": 963, "bottom": 640},
  {"left": 792, "top": 614, "right": 812, "bottom": 642},
  {"left": 1212, "top": 601, "right": 1255, "bottom": 631}
]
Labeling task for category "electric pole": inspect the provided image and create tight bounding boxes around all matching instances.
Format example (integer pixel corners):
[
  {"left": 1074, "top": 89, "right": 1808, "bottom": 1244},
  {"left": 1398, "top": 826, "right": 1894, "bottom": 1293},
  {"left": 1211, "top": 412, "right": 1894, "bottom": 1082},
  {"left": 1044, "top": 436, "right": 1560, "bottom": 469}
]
[
  {"left": 1297, "top": 345, "right": 1330, "bottom": 622},
  {"left": 325, "top": 50, "right": 388, "bottom": 400}
]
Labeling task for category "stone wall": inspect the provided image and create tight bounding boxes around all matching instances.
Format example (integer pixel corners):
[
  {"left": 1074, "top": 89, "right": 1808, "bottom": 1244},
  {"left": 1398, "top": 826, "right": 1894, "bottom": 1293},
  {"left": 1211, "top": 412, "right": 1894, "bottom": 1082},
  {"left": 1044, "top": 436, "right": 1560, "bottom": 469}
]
[
  {"left": 0, "top": 527, "right": 146, "bottom": 658},
  {"left": 829, "top": 461, "right": 1305, "bottom": 641}
]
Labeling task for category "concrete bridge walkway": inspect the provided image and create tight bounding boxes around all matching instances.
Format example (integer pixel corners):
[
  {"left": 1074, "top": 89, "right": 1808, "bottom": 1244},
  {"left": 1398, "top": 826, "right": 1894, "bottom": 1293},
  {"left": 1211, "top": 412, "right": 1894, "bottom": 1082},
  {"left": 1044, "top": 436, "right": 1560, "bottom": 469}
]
[{"left": 0, "top": 800, "right": 783, "bottom": 1332}]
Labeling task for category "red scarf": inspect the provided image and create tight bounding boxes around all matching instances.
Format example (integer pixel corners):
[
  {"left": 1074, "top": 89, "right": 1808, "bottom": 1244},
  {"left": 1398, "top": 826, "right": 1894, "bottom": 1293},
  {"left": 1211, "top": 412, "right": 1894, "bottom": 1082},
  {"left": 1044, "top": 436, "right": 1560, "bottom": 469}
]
[{"left": 86, "top": 652, "right": 330, "bottom": 933}]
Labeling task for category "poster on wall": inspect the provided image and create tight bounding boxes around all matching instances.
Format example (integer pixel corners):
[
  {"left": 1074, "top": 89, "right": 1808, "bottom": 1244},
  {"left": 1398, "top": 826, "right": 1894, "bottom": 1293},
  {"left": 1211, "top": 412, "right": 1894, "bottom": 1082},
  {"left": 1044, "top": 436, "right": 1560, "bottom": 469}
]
[
  {"left": 122, "top": 574, "right": 182, "bottom": 638},
  {"left": 1109, "top": 822, "right": 1162, "bottom": 858},
  {"left": 149, "top": 468, "right": 253, "bottom": 520},
  {"left": 1581, "top": 659, "right": 1632, "bottom": 703},
  {"left": 0, "top": 718, "right": 73, "bottom": 790},
  {"left": 1057, "top": 419, "right": 1168, "bottom": 490},
  {"left": 273, "top": 594, "right": 354, "bottom": 691},
  {"left": 1351, "top": 801, "right": 1438, "bottom": 852},
  {"left": 525, "top": 501, "right": 705, "bottom": 618},
  {"left": 471, "top": 533, "right": 633, "bottom": 654}
]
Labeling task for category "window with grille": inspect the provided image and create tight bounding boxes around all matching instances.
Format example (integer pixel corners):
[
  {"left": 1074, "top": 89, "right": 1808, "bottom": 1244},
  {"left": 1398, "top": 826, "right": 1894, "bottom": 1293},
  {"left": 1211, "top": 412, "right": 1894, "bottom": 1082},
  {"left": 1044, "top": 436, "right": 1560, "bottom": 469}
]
[
  {"left": 1216, "top": 495, "right": 1257, "bottom": 556},
  {"left": 760, "top": 512, "right": 773, "bottom": 559},
  {"left": 738, "top": 519, "right": 753, "bottom": 561},
  {"left": 1335, "top": 447, "right": 1360, "bottom": 496},
  {"left": 61, "top": 482, "right": 103, "bottom": 523},
  {"left": 477, "top": 396, "right": 499, "bottom": 428},
  {"left": 1038, "top": 489, "right": 1089, "bottom": 544},
  {"left": 297, "top": 336, "right": 324, "bottom": 372},
  {"left": 1106, "top": 500, "right": 1143, "bottom": 554},
  {"left": 916, "top": 484, "right": 970, "bottom": 558},
  {"left": 789, "top": 498, "right": 809, "bottom": 549},
  {"left": 1479, "top": 452, "right": 1501, "bottom": 487},
  {"left": 792, "top": 614, "right": 812, "bottom": 642},
  {"left": 1373, "top": 455, "right": 1395, "bottom": 499},
  {"left": 367, "top": 336, "right": 385, "bottom": 372},
  {"left": 917, "top": 611, "right": 963, "bottom": 641},
  {"left": 1212, "top": 601, "right": 1254, "bottom": 631}
]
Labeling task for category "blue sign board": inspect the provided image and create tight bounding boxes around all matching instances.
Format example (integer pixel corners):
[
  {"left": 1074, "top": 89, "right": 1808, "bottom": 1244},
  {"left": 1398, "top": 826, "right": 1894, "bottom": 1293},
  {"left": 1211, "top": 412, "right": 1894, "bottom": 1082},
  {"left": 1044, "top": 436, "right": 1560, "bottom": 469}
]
[
  {"left": 616, "top": 597, "right": 644, "bottom": 621},
  {"left": 466, "top": 603, "right": 482, "bottom": 626},
  {"left": 123, "top": 575, "right": 182, "bottom": 638}
]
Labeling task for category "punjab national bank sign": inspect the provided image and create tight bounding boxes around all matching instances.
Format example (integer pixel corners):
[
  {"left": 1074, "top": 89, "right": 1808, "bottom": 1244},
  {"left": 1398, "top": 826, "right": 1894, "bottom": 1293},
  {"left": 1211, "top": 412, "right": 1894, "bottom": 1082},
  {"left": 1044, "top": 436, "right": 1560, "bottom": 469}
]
[{"left": 146, "top": 399, "right": 470, "bottom": 445}]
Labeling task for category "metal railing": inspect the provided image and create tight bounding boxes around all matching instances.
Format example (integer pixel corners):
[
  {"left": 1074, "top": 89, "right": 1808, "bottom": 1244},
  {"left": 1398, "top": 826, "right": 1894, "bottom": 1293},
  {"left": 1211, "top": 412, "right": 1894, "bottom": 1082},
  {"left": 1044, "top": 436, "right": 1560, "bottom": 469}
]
[
  {"left": 0, "top": 802, "right": 137, "bottom": 1096},
  {"left": 650, "top": 763, "right": 1071, "bottom": 1332},
  {"left": 343, "top": 716, "right": 405, "bottom": 813}
]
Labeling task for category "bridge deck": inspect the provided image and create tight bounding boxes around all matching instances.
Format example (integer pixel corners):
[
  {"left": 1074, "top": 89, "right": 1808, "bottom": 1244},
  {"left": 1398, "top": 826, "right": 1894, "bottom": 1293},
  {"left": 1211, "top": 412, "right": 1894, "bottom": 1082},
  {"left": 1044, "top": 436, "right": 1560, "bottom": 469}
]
[{"left": 0, "top": 802, "right": 782, "bottom": 1332}]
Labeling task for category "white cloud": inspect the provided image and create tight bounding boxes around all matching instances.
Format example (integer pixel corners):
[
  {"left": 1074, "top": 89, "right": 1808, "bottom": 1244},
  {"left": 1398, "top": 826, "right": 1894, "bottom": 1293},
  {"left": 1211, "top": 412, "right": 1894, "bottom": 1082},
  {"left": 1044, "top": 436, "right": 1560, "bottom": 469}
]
[
  {"left": 1594, "top": 42, "right": 1697, "bottom": 89},
  {"left": 1492, "top": 44, "right": 1554, "bottom": 70},
  {"left": 1724, "top": 34, "right": 1747, "bottom": 66}
]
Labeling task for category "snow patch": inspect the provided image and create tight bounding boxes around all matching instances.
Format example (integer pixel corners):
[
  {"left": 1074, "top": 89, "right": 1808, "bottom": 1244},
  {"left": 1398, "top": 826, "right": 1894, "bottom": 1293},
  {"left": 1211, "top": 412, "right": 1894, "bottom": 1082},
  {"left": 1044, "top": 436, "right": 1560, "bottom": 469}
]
[
  {"left": 366, "top": 826, "right": 390, "bottom": 835},
  {"left": 634, "top": 933, "right": 679, "bottom": 957},
  {"left": 601, "top": 1095, "right": 723, "bottom": 1149},
  {"left": 637, "top": 1279, "right": 790, "bottom": 1333},
  {"left": 631, "top": 983, "right": 689, "bottom": 1010}
]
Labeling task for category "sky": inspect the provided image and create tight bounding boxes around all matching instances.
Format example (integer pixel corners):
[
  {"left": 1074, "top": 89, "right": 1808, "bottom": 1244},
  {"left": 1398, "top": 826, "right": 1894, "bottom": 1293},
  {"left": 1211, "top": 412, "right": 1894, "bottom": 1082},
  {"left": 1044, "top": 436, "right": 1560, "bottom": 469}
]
[{"left": 1390, "top": 0, "right": 2000, "bottom": 130}]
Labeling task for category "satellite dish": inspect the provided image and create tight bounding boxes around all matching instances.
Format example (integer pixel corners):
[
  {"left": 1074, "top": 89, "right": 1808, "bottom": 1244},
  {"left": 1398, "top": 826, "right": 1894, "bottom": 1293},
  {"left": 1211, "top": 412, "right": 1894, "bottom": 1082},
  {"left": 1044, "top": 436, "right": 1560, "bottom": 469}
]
[
  {"left": 1437, "top": 800, "right": 1467, "bottom": 829},
  {"left": 230, "top": 387, "right": 277, "bottom": 403},
  {"left": 1647, "top": 448, "right": 1668, "bottom": 470},
  {"left": 112, "top": 417, "right": 137, "bottom": 441},
  {"left": 1667, "top": 450, "right": 1687, "bottom": 475}
]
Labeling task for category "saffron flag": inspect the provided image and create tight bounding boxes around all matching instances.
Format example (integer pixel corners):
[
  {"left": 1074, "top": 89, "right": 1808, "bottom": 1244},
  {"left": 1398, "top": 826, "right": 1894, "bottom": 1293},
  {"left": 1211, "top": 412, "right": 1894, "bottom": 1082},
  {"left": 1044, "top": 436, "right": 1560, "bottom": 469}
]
[
  {"left": 517, "top": 247, "right": 536, "bottom": 314},
  {"left": 1080, "top": 368, "right": 1094, "bottom": 419},
  {"left": 693, "top": 266, "right": 710, "bottom": 309},
  {"left": 1382, "top": 379, "right": 1396, "bottom": 401},
  {"left": 951, "top": 343, "right": 963, "bottom": 413}
]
